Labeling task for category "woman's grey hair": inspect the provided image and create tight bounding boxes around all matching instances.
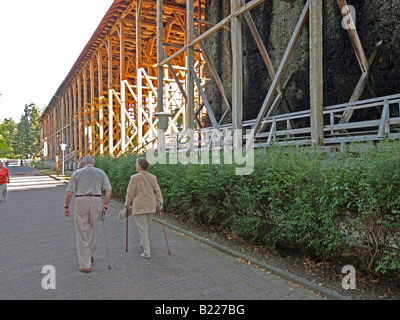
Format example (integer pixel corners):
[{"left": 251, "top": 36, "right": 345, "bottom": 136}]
[
  {"left": 82, "top": 155, "right": 95, "bottom": 165},
  {"left": 136, "top": 157, "right": 149, "bottom": 170}
]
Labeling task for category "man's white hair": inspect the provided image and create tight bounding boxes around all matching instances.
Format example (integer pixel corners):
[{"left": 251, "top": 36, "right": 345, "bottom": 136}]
[{"left": 82, "top": 155, "right": 95, "bottom": 165}]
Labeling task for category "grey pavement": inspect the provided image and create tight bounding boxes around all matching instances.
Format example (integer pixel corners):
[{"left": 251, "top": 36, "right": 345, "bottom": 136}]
[{"left": 0, "top": 164, "right": 344, "bottom": 302}]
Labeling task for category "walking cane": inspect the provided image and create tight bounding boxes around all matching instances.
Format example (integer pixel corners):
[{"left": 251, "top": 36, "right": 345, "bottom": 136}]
[
  {"left": 159, "top": 208, "right": 171, "bottom": 255},
  {"left": 101, "top": 211, "right": 111, "bottom": 269},
  {"left": 125, "top": 207, "right": 129, "bottom": 253}
]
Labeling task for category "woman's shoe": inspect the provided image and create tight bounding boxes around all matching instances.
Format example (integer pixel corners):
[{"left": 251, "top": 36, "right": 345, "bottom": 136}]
[{"left": 79, "top": 266, "right": 91, "bottom": 273}]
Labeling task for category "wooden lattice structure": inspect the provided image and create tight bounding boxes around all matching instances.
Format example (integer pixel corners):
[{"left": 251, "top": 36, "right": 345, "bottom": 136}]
[
  {"left": 40, "top": 0, "right": 394, "bottom": 165},
  {"left": 40, "top": 0, "right": 208, "bottom": 163}
]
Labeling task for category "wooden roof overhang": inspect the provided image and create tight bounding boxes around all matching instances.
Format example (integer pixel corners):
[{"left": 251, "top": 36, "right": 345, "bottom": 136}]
[
  {"left": 41, "top": 0, "right": 191, "bottom": 119},
  {"left": 42, "top": 0, "right": 130, "bottom": 116}
]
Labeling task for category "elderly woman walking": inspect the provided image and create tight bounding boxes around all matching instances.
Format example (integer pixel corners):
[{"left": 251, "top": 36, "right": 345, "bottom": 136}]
[{"left": 124, "top": 157, "right": 163, "bottom": 259}]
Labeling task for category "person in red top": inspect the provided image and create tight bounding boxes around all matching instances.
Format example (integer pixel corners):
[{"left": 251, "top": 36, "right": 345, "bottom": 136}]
[{"left": 0, "top": 161, "right": 10, "bottom": 202}]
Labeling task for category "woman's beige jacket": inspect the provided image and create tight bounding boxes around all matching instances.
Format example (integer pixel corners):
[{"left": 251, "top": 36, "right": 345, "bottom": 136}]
[{"left": 124, "top": 171, "right": 163, "bottom": 215}]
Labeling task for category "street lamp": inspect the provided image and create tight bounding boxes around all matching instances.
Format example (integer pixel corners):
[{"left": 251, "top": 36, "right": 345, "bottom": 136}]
[
  {"left": 155, "top": 111, "right": 172, "bottom": 132},
  {"left": 60, "top": 143, "right": 67, "bottom": 176},
  {"left": 155, "top": 112, "right": 172, "bottom": 152}
]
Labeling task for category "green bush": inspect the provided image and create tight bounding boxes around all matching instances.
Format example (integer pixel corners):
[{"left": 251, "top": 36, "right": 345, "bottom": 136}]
[{"left": 95, "top": 141, "right": 400, "bottom": 274}]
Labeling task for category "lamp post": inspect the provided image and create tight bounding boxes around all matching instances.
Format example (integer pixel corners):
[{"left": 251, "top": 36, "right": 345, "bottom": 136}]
[
  {"left": 60, "top": 143, "right": 67, "bottom": 176},
  {"left": 155, "top": 112, "right": 172, "bottom": 152}
]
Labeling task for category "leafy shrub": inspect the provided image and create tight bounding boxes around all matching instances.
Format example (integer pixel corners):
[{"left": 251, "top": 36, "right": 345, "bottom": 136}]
[{"left": 95, "top": 141, "right": 400, "bottom": 273}]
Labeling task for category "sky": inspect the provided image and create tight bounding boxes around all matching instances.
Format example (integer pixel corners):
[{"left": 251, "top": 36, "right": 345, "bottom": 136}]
[{"left": 0, "top": 0, "right": 115, "bottom": 123}]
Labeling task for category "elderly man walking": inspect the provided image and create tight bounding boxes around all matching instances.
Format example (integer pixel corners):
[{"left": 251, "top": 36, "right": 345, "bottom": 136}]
[{"left": 64, "top": 155, "right": 112, "bottom": 273}]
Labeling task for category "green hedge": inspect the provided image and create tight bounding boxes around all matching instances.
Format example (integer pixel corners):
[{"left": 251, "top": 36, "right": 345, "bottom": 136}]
[{"left": 95, "top": 141, "right": 400, "bottom": 273}]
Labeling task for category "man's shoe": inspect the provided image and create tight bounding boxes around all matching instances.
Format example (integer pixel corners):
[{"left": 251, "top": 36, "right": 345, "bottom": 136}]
[
  {"left": 79, "top": 266, "right": 91, "bottom": 273},
  {"left": 140, "top": 253, "right": 151, "bottom": 259}
]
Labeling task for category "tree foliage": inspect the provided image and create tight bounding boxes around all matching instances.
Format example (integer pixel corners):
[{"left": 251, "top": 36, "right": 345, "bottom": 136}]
[
  {"left": 0, "top": 103, "right": 40, "bottom": 158},
  {"left": 0, "top": 118, "right": 17, "bottom": 158}
]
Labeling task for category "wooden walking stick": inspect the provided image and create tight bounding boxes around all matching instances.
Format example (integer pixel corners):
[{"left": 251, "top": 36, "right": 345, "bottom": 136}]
[
  {"left": 101, "top": 211, "right": 111, "bottom": 269},
  {"left": 126, "top": 207, "right": 129, "bottom": 253},
  {"left": 159, "top": 208, "right": 171, "bottom": 255}
]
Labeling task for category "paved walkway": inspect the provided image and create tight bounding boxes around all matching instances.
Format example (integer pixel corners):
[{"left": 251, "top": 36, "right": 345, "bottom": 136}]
[{"left": 0, "top": 163, "right": 343, "bottom": 302}]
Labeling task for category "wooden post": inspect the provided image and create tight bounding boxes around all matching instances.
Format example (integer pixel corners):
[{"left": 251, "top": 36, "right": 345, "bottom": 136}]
[
  {"left": 186, "top": 0, "right": 195, "bottom": 131},
  {"left": 73, "top": 81, "right": 78, "bottom": 161},
  {"left": 107, "top": 36, "right": 114, "bottom": 156},
  {"left": 60, "top": 97, "right": 64, "bottom": 150},
  {"left": 53, "top": 107, "right": 56, "bottom": 160},
  {"left": 157, "top": 0, "right": 165, "bottom": 152},
  {"left": 98, "top": 51, "right": 104, "bottom": 155},
  {"left": 310, "top": 0, "right": 324, "bottom": 146},
  {"left": 90, "top": 59, "right": 95, "bottom": 154},
  {"left": 108, "top": 91, "right": 114, "bottom": 155},
  {"left": 136, "top": 1, "right": 143, "bottom": 149},
  {"left": 231, "top": 0, "right": 243, "bottom": 150},
  {"left": 83, "top": 67, "right": 89, "bottom": 155},
  {"left": 231, "top": 0, "right": 243, "bottom": 133},
  {"left": 120, "top": 19, "right": 126, "bottom": 154},
  {"left": 68, "top": 88, "right": 73, "bottom": 153},
  {"left": 121, "top": 82, "right": 126, "bottom": 154},
  {"left": 78, "top": 75, "right": 83, "bottom": 159},
  {"left": 48, "top": 115, "right": 51, "bottom": 159}
]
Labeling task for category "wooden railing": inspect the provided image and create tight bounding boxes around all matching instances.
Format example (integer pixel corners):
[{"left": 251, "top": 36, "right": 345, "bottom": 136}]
[{"left": 164, "top": 93, "right": 400, "bottom": 151}]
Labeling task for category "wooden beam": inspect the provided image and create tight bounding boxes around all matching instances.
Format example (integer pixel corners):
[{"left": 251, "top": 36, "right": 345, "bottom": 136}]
[
  {"left": 187, "top": 0, "right": 195, "bottom": 130},
  {"left": 190, "top": 65, "right": 219, "bottom": 130},
  {"left": 90, "top": 59, "right": 95, "bottom": 155},
  {"left": 77, "top": 75, "right": 83, "bottom": 159},
  {"left": 107, "top": 36, "right": 114, "bottom": 155},
  {"left": 98, "top": 51, "right": 104, "bottom": 155},
  {"left": 337, "top": 0, "right": 382, "bottom": 124},
  {"left": 73, "top": 81, "right": 78, "bottom": 161},
  {"left": 231, "top": 0, "right": 243, "bottom": 136},
  {"left": 337, "top": 0, "right": 368, "bottom": 72},
  {"left": 157, "top": 0, "right": 164, "bottom": 114},
  {"left": 108, "top": 90, "right": 114, "bottom": 155},
  {"left": 310, "top": 0, "right": 324, "bottom": 146},
  {"left": 193, "top": 29, "right": 231, "bottom": 125},
  {"left": 160, "top": 0, "right": 266, "bottom": 67},
  {"left": 68, "top": 88, "right": 73, "bottom": 154},
  {"left": 120, "top": 19, "right": 126, "bottom": 154},
  {"left": 247, "top": 0, "right": 309, "bottom": 149},
  {"left": 137, "top": 0, "right": 144, "bottom": 148}
]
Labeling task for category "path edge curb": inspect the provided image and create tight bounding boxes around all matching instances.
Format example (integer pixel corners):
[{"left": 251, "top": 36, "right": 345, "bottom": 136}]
[
  {"left": 111, "top": 198, "right": 351, "bottom": 301},
  {"left": 155, "top": 217, "right": 351, "bottom": 300}
]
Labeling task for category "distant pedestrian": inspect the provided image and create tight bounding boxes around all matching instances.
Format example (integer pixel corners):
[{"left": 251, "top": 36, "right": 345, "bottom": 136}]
[
  {"left": 5, "top": 160, "right": 8, "bottom": 168},
  {"left": 0, "top": 162, "right": 10, "bottom": 202},
  {"left": 124, "top": 157, "right": 163, "bottom": 259},
  {"left": 64, "top": 155, "right": 112, "bottom": 273}
]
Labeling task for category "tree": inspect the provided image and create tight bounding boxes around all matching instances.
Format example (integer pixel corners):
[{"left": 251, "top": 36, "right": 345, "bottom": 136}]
[
  {"left": 0, "top": 136, "right": 10, "bottom": 157},
  {"left": 0, "top": 118, "right": 17, "bottom": 158},
  {"left": 14, "top": 103, "right": 40, "bottom": 158}
]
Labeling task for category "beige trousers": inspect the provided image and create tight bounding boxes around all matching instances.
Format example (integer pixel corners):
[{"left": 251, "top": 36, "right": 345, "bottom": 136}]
[
  {"left": 133, "top": 213, "right": 153, "bottom": 255},
  {"left": 73, "top": 197, "right": 102, "bottom": 269}
]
